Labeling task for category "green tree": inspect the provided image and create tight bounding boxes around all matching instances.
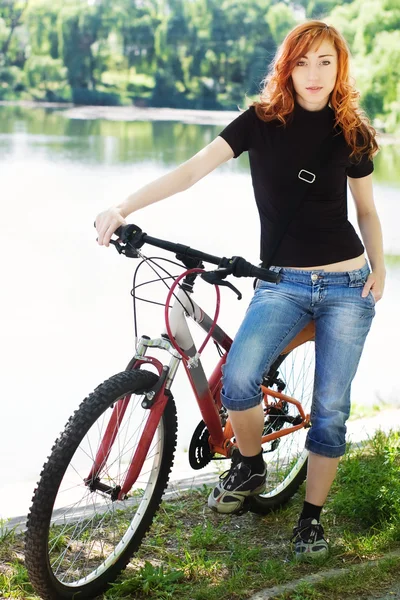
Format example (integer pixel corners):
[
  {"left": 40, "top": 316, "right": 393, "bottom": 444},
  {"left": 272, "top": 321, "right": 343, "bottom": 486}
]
[
  {"left": 0, "top": 0, "right": 28, "bottom": 67},
  {"left": 329, "top": 0, "right": 400, "bottom": 130},
  {"left": 24, "top": 54, "right": 66, "bottom": 91},
  {"left": 268, "top": 2, "right": 296, "bottom": 44},
  {"left": 362, "top": 31, "right": 400, "bottom": 114},
  {"left": 0, "top": 0, "right": 398, "bottom": 127},
  {"left": 25, "top": 1, "right": 59, "bottom": 59},
  {"left": 306, "top": 0, "right": 354, "bottom": 19},
  {"left": 59, "top": 2, "right": 112, "bottom": 92}
]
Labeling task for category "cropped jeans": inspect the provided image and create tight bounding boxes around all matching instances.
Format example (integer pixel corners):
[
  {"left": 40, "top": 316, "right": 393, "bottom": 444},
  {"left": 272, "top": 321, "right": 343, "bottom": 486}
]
[{"left": 221, "top": 262, "right": 376, "bottom": 458}]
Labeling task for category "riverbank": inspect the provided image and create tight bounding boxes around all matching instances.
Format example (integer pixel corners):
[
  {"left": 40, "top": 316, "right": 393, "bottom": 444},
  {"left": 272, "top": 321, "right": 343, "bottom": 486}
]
[
  {"left": 1, "top": 100, "right": 400, "bottom": 141},
  {"left": 0, "top": 100, "right": 239, "bottom": 126},
  {"left": 2, "top": 428, "right": 400, "bottom": 600}
]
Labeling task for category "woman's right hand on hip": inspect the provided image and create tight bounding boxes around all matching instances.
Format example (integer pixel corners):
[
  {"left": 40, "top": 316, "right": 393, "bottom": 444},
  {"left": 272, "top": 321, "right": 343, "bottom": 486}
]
[{"left": 95, "top": 207, "right": 127, "bottom": 247}]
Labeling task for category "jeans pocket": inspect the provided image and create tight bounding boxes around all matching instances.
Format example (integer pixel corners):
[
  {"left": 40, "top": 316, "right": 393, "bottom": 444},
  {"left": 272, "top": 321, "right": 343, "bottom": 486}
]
[
  {"left": 255, "top": 279, "right": 278, "bottom": 291},
  {"left": 368, "top": 290, "right": 376, "bottom": 306}
]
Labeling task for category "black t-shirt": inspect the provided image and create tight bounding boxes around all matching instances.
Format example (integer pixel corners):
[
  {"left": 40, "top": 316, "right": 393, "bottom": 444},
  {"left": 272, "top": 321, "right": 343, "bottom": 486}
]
[{"left": 218, "top": 103, "right": 374, "bottom": 267}]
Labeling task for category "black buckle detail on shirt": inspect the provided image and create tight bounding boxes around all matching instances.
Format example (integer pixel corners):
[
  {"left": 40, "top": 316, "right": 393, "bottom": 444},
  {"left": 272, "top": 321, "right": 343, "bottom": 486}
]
[{"left": 298, "top": 169, "right": 316, "bottom": 183}]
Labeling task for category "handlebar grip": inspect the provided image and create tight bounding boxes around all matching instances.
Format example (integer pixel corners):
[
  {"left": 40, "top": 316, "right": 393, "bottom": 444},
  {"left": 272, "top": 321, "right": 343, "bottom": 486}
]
[
  {"left": 226, "top": 256, "right": 280, "bottom": 283},
  {"left": 114, "top": 224, "right": 146, "bottom": 247},
  {"left": 250, "top": 265, "right": 281, "bottom": 283},
  {"left": 114, "top": 225, "right": 123, "bottom": 238}
]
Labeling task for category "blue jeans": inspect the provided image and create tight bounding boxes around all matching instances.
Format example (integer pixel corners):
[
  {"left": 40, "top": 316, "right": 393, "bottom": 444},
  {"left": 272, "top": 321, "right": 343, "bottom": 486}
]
[{"left": 221, "top": 262, "right": 376, "bottom": 458}]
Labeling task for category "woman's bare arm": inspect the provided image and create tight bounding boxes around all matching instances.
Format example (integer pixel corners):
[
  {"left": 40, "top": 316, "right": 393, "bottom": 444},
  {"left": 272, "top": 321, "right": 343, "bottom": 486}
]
[
  {"left": 348, "top": 174, "right": 386, "bottom": 301},
  {"left": 96, "top": 136, "right": 234, "bottom": 246}
]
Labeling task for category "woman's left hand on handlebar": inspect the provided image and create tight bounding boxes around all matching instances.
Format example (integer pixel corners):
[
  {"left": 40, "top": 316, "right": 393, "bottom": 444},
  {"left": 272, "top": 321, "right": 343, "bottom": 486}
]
[{"left": 95, "top": 207, "right": 127, "bottom": 247}]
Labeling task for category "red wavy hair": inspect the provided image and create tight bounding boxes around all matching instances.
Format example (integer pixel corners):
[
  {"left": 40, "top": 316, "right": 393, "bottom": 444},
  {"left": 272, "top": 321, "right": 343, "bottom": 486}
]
[{"left": 252, "top": 21, "right": 378, "bottom": 161}]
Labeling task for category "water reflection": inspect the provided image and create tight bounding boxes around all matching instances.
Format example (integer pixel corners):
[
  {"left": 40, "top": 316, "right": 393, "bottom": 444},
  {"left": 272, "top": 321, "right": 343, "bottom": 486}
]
[
  {"left": 0, "top": 105, "right": 218, "bottom": 166},
  {"left": 1, "top": 105, "right": 398, "bottom": 180}
]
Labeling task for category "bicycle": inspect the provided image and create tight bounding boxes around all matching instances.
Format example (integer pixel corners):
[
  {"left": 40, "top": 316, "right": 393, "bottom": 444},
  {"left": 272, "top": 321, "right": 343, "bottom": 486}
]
[{"left": 25, "top": 224, "right": 315, "bottom": 600}]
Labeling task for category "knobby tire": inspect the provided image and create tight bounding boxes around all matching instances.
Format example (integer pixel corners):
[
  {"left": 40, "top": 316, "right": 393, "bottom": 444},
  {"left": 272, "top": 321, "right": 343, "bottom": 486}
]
[{"left": 25, "top": 369, "right": 177, "bottom": 600}]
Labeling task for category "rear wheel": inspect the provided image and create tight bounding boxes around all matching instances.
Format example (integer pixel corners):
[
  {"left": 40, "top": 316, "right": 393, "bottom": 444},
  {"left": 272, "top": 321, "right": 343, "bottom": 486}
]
[
  {"left": 25, "top": 369, "right": 177, "bottom": 600},
  {"left": 248, "top": 340, "right": 314, "bottom": 514}
]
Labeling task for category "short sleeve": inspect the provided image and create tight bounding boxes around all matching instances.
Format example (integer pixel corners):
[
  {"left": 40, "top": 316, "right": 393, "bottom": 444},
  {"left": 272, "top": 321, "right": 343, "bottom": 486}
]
[
  {"left": 218, "top": 107, "right": 256, "bottom": 158},
  {"left": 346, "top": 152, "right": 374, "bottom": 178}
]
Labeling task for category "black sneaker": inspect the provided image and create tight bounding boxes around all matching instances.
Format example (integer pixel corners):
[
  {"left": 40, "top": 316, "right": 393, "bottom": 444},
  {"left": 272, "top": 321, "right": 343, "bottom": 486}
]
[
  {"left": 291, "top": 517, "right": 329, "bottom": 560},
  {"left": 208, "top": 451, "right": 267, "bottom": 514}
]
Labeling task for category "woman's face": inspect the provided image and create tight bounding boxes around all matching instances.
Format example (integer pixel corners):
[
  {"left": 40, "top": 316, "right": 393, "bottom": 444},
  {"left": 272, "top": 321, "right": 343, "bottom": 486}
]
[{"left": 291, "top": 39, "right": 338, "bottom": 111}]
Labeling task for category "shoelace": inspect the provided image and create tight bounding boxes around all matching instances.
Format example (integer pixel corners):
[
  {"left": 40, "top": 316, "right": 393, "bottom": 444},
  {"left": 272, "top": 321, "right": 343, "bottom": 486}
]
[
  {"left": 291, "top": 521, "right": 324, "bottom": 544},
  {"left": 219, "top": 451, "right": 243, "bottom": 486}
]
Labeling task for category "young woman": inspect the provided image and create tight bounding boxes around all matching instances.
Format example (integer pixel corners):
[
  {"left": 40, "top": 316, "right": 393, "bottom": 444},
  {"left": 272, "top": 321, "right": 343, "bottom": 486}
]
[{"left": 96, "top": 21, "right": 385, "bottom": 559}]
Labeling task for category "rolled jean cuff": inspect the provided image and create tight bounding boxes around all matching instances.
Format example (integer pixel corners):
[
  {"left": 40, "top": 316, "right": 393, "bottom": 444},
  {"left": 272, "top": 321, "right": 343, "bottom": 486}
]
[
  {"left": 305, "top": 436, "right": 346, "bottom": 459},
  {"left": 221, "top": 390, "right": 263, "bottom": 412}
]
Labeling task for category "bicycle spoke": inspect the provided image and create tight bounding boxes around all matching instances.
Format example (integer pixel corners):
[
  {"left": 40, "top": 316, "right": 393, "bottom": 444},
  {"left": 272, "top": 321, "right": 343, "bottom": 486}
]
[
  {"left": 44, "top": 388, "right": 166, "bottom": 586},
  {"left": 262, "top": 342, "right": 314, "bottom": 497}
]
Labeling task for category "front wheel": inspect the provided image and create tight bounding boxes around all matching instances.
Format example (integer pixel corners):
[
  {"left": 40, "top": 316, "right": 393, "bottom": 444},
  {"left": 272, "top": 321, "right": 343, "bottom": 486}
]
[{"left": 25, "top": 369, "right": 177, "bottom": 600}]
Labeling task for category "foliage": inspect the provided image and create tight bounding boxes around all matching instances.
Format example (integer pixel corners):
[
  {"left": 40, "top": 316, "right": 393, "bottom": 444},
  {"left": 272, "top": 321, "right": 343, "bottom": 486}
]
[
  {"left": 268, "top": 3, "right": 296, "bottom": 44},
  {"left": 0, "top": 0, "right": 28, "bottom": 68},
  {"left": 0, "top": 0, "right": 398, "bottom": 129},
  {"left": 305, "top": 0, "right": 355, "bottom": 19},
  {"left": 331, "top": 429, "right": 400, "bottom": 528},
  {"left": 106, "top": 561, "right": 185, "bottom": 597},
  {"left": 328, "top": 0, "right": 400, "bottom": 130},
  {"left": 0, "top": 518, "right": 16, "bottom": 545},
  {"left": 0, "top": 64, "right": 25, "bottom": 98},
  {"left": 24, "top": 55, "right": 67, "bottom": 89}
]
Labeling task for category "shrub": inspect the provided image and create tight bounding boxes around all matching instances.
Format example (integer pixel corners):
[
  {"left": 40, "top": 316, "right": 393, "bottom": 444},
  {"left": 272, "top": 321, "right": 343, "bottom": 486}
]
[
  {"left": 331, "top": 430, "right": 400, "bottom": 528},
  {"left": 71, "top": 88, "right": 122, "bottom": 106},
  {"left": 24, "top": 55, "right": 67, "bottom": 90},
  {"left": 0, "top": 66, "right": 26, "bottom": 97}
]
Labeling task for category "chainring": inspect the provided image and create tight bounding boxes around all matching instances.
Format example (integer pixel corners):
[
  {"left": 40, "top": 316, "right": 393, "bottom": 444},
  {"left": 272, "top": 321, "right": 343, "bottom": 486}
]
[
  {"left": 188, "top": 420, "right": 214, "bottom": 469},
  {"left": 264, "top": 403, "right": 289, "bottom": 433}
]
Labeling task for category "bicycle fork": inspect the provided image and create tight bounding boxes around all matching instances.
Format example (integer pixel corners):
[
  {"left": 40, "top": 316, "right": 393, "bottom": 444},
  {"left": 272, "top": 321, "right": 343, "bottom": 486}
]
[{"left": 84, "top": 335, "right": 225, "bottom": 501}]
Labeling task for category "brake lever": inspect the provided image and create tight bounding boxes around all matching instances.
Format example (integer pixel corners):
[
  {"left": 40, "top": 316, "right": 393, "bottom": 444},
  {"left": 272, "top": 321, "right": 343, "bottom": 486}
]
[
  {"left": 201, "top": 271, "right": 242, "bottom": 300},
  {"left": 109, "top": 238, "right": 140, "bottom": 258},
  {"left": 109, "top": 239, "right": 123, "bottom": 253}
]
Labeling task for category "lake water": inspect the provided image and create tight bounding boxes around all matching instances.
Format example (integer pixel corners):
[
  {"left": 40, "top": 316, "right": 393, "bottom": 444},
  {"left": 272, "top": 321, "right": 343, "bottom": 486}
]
[{"left": 0, "top": 104, "right": 399, "bottom": 520}]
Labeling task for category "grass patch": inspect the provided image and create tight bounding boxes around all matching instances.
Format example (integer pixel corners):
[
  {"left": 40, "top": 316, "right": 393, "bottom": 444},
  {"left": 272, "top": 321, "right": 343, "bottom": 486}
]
[
  {"left": 330, "top": 430, "right": 400, "bottom": 528},
  {"left": 349, "top": 398, "right": 400, "bottom": 420},
  {"left": 106, "top": 562, "right": 185, "bottom": 598},
  {"left": 0, "top": 519, "right": 16, "bottom": 549},
  {"left": 104, "top": 430, "right": 400, "bottom": 599},
  {"left": 2, "top": 430, "right": 400, "bottom": 599}
]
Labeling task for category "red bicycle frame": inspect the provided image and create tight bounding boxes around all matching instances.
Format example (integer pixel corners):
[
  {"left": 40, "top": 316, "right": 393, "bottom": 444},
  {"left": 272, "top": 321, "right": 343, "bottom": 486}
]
[{"left": 85, "top": 272, "right": 314, "bottom": 500}]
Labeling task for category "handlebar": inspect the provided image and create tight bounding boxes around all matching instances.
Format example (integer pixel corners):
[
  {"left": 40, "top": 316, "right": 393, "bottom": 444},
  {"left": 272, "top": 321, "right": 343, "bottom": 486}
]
[{"left": 111, "top": 224, "right": 281, "bottom": 284}]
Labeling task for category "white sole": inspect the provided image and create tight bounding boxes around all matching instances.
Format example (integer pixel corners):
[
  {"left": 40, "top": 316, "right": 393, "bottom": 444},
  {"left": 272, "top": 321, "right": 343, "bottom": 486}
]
[{"left": 208, "top": 481, "right": 267, "bottom": 514}]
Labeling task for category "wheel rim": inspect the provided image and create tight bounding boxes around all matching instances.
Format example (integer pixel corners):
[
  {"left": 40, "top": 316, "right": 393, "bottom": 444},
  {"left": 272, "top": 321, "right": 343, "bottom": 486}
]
[
  {"left": 46, "top": 392, "right": 164, "bottom": 587},
  {"left": 261, "top": 341, "right": 314, "bottom": 497}
]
